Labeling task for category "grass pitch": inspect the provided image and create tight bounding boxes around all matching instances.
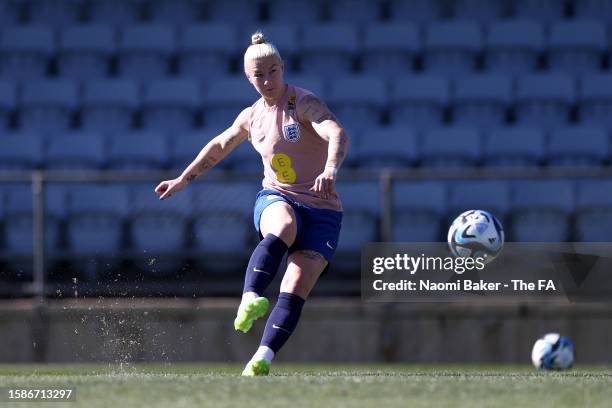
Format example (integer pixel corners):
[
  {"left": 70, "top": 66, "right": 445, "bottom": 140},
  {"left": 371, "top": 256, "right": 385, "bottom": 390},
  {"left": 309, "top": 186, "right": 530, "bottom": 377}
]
[{"left": 0, "top": 364, "right": 610, "bottom": 408}]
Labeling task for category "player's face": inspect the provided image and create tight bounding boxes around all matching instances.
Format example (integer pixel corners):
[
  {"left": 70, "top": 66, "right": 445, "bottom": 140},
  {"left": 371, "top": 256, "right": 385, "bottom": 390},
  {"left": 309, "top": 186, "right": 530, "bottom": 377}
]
[{"left": 245, "top": 55, "right": 285, "bottom": 102}]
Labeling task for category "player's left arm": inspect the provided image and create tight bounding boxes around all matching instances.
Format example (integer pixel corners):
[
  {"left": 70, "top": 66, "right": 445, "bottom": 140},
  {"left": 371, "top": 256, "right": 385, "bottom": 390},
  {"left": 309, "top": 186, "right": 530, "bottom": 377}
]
[{"left": 298, "top": 94, "right": 350, "bottom": 199}]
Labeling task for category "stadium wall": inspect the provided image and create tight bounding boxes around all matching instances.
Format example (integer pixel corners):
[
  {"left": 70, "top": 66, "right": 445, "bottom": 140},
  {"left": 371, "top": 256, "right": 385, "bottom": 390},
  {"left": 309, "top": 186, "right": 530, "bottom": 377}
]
[{"left": 0, "top": 299, "right": 610, "bottom": 364}]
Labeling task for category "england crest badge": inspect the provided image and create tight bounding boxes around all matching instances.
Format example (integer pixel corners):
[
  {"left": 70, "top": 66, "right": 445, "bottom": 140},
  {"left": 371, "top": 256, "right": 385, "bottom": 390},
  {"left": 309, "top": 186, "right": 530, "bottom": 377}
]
[{"left": 283, "top": 123, "right": 300, "bottom": 142}]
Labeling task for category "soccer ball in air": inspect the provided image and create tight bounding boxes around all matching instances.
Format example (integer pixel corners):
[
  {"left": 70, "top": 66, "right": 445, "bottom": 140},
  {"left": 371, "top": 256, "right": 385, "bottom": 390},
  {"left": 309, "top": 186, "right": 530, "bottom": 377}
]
[
  {"left": 447, "top": 210, "right": 504, "bottom": 264},
  {"left": 531, "top": 333, "right": 575, "bottom": 370}
]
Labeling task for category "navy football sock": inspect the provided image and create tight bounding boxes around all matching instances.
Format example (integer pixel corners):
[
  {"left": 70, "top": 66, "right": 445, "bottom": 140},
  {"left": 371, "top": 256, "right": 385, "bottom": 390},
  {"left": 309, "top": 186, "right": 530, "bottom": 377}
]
[
  {"left": 260, "top": 292, "right": 306, "bottom": 354},
  {"left": 243, "top": 233, "right": 288, "bottom": 295}
]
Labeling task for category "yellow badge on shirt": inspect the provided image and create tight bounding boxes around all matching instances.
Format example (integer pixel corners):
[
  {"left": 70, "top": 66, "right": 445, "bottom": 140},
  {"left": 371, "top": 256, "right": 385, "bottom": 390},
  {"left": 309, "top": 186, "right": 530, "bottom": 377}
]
[{"left": 271, "top": 153, "right": 296, "bottom": 183}]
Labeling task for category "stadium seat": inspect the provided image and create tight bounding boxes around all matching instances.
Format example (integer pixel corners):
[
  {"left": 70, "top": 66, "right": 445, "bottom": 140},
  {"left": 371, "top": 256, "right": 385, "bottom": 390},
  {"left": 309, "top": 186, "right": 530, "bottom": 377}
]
[
  {"left": 515, "top": 74, "right": 575, "bottom": 129},
  {"left": 335, "top": 181, "right": 379, "bottom": 272},
  {"left": 118, "top": 24, "right": 175, "bottom": 79},
  {"left": 548, "top": 21, "right": 606, "bottom": 74},
  {"left": 82, "top": 79, "right": 139, "bottom": 134},
  {"left": 0, "top": 80, "right": 16, "bottom": 131},
  {"left": 483, "top": 127, "right": 545, "bottom": 167},
  {"left": 300, "top": 24, "right": 358, "bottom": 76},
  {"left": 129, "top": 185, "right": 192, "bottom": 274},
  {"left": 353, "top": 127, "right": 417, "bottom": 168},
  {"left": 19, "top": 80, "right": 78, "bottom": 135},
  {"left": 44, "top": 132, "right": 106, "bottom": 170},
  {"left": 420, "top": 127, "right": 481, "bottom": 168},
  {"left": 448, "top": 181, "right": 511, "bottom": 222},
  {"left": 547, "top": 127, "right": 608, "bottom": 167},
  {"left": 0, "top": 185, "right": 3, "bottom": 230},
  {"left": 142, "top": 78, "right": 200, "bottom": 132},
  {"left": 392, "top": 181, "right": 446, "bottom": 242},
  {"left": 3, "top": 184, "right": 66, "bottom": 275},
  {"left": 327, "top": 76, "right": 386, "bottom": 129},
  {"left": 266, "top": 0, "right": 322, "bottom": 23},
  {"left": 58, "top": 25, "right": 115, "bottom": 80},
  {"left": 66, "top": 184, "right": 129, "bottom": 280},
  {"left": 285, "top": 75, "right": 325, "bottom": 99},
  {"left": 575, "top": 181, "right": 612, "bottom": 241},
  {"left": 178, "top": 24, "right": 239, "bottom": 78},
  {"left": 206, "top": 0, "right": 261, "bottom": 23},
  {"left": 388, "top": 0, "right": 444, "bottom": 22},
  {"left": 388, "top": 75, "right": 450, "bottom": 129},
  {"left": 362, "top": 23, "right": 419, "bottom": 75},
  {"left": 575, "top": 0, "right": 612, "bottom": 22},
  {"left": 169, "top": 131, "right": 210, "bottom": 170},
  {"left": 0, "top": 25, "right": 54, "bottom": 79},
  {"left": 451, "top": 0, "right": 507, "bottom": 22},
  {"left": 192, "top": 182, "right": 257, "bottom": 273},
  {"left": 511, "top": 180, "right": 574, "bottom": 242},
  {"left": 511, "top": 0, "right": 566, "bottom": 22},
  {"left": 192, "top": 182, "right": 259, "bottom": 277},
  {"left": 328, "top": 0, "right": 383, "bottom": 23},
  {"left": 0, "top": 132, "right": 44, "bottom": 170},
  {"left": 108, "top": 131, "right": 168, "bottom": 170},
  {"left": 28, "top": 0, "right": 83, "bottom": 26},
  {"left": 87, "top": 0, "right": 142, "bottom": 26},
  {"left": 452, "top": 74, "right": 512, "bottom": 128},
  {"left": 202, "top": 76, "right": 259, "bottom": 128},
  {"left": 485, "top": 20, "right": 544, "bottom": 74},
  {"left": 148, "top": 0, "right": 202, "bottom": 24},
  {"left": 423, "top": 21, "right": 482, "bottom": 77},
  {"left": 578, "top": 74, "right": 612, "bottom": 128},
  {"left": 0, "top": 0, "right": 21, "bottom": 24}
]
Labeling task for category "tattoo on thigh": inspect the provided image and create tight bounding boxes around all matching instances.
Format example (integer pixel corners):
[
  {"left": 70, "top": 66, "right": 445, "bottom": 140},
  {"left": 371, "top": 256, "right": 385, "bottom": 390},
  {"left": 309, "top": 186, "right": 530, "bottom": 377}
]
[{"left": 299, "top": 250, "right": 326, "bottom": 262}]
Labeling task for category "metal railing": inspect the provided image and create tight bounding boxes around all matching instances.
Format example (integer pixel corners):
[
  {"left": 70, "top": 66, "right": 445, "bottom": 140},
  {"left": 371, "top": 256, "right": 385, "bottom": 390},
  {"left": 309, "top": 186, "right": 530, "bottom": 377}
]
[{"left": 2, "top": 165, "right": 612, "bottom": 301}]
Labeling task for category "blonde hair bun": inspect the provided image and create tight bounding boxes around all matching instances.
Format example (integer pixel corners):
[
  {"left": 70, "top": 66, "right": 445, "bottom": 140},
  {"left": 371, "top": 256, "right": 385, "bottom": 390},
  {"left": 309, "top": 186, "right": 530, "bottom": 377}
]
[
  {"left": 244, "top": 30, "right": 281, "bottom": 61},
  {"left": 251, "top": 31, "right": 266, "bottom": 45}
]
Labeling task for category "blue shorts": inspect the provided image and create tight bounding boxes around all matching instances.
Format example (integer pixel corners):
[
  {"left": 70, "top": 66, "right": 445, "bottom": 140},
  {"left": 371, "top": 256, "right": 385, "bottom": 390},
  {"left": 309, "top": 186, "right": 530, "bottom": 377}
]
[{"left": 253, "top": 189, "right": 343, "bottom": 263}]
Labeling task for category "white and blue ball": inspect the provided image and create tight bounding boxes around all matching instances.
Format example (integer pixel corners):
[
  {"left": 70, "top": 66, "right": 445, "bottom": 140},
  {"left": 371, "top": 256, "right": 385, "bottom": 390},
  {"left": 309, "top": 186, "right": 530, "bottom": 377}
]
[
  {"left": 447, "top": 210, "right": 504, "bottom": 264},
  {"left": 531, "top": 333, "right": 575, "bottom": 370}
]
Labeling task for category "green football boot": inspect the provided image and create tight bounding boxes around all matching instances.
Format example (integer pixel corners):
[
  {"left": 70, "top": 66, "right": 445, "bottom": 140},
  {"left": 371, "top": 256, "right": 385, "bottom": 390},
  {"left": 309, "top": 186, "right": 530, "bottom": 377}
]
[
  {"left": 234, "top": 297, "right": 269, "bottom": 333},
  {"left": 241, "top": 359, "right": 270, "bottom": 376}
]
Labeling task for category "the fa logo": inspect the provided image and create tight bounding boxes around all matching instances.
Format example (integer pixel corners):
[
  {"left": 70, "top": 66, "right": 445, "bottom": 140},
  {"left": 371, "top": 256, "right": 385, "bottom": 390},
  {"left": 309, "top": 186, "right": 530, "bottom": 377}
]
[{"left": 283, "top": 123, "right": 300, "bottom": 143}]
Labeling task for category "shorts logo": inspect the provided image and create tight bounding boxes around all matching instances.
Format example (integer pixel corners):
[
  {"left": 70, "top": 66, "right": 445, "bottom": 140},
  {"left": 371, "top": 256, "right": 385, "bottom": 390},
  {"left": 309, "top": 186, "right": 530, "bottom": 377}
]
[{"left": 283, "top": 123, "right": 300, "bottom": 143}]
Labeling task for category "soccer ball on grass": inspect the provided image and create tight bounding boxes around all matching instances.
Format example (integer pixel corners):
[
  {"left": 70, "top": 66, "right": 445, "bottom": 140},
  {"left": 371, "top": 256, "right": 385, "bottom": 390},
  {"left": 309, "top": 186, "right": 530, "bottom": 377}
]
[{"left": 531, "top": 333, "right": 575, "bottom": 370}]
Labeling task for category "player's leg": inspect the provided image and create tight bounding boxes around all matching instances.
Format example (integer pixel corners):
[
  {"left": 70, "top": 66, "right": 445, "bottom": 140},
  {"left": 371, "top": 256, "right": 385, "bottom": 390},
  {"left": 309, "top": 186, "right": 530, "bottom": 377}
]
[
  {"left": 242, "top": 250, "right": 326, "bottom": 376},
  {"left": 235, "top": 200, "right": 298, "bottom": 333}
]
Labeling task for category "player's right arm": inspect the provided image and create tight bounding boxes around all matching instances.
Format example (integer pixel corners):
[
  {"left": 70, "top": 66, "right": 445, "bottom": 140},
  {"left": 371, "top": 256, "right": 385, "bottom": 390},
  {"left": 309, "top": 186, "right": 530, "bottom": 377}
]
[{"left": 154, "top": 107, "right": 251, "bottom": 200}]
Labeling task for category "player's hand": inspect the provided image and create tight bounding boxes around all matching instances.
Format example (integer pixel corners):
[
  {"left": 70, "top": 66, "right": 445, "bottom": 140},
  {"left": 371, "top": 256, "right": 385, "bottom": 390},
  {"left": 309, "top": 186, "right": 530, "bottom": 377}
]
[
  {"left": 154, "top": 177, "right": 188, "bottom": 200},
  {"left": 310, "top": 168, "right": 337, "bottom": 200}
]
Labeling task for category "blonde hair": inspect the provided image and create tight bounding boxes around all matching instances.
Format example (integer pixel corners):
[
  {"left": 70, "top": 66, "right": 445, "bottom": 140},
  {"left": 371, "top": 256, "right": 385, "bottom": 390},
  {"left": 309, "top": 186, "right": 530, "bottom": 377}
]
[{"left": 244, "top": 30, "right": 282, "bottom": 62}]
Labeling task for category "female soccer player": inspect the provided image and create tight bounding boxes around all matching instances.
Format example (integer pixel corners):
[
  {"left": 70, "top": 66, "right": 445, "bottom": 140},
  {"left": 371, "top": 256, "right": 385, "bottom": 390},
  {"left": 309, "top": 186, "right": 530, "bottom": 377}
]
[{"left": 154, "top": 31, "right": 349, "bottom": 376}]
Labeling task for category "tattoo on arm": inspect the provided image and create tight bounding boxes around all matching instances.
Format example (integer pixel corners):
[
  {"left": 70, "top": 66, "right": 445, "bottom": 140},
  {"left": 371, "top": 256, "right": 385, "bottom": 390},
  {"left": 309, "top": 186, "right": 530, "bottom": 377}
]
[
  {"left": 301, "top": 95, "right": 337, "bottom": 124},
  {"left": 327, "top": 132, "right": 348, "bottom": 169},
  {"left": 197, "top": 157, "right": 218, "bottom": 175},
  {"left": 185, "top": 174, "right": 197, "bottom": 182},
  {"left": 223, "top": 133, "right": 240, "bottom": 150}
]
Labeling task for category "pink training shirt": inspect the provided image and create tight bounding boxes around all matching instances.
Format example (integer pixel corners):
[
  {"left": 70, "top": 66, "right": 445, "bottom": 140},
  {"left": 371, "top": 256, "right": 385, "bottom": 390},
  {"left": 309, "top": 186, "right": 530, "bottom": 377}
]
[{"left": 248, "top": 84, "right": 343, "bottom": 212}]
